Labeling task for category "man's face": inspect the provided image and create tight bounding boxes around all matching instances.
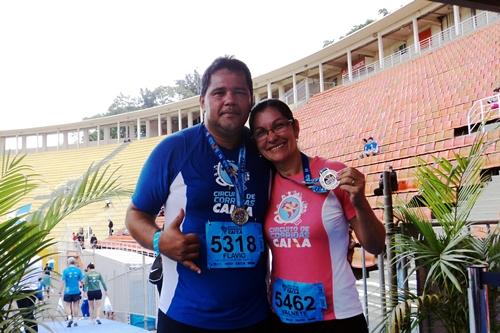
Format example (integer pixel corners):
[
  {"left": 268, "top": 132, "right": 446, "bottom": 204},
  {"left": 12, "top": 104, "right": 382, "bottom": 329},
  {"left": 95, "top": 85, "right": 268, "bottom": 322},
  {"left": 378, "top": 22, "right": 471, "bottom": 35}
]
[{"left": 200, "top": 68, "right": 252, "bottom": 137}]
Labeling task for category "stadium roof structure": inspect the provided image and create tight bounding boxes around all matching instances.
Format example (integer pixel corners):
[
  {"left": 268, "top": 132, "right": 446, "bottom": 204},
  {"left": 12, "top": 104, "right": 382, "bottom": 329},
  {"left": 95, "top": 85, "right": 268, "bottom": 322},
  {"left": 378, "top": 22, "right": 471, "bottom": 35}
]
[
  {"left": 3, "top": 0, "right": 499, "bottom": 154},
  {"left": 430, "top": 0, "right": 500, "bottom": 13}
]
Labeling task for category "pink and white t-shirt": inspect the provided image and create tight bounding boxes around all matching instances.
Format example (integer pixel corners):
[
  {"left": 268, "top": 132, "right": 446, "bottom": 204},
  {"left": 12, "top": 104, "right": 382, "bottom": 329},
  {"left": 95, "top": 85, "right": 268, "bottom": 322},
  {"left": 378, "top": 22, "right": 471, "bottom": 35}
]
[{"left": 265, "top": 156, "right": 363, "bottom": 322}]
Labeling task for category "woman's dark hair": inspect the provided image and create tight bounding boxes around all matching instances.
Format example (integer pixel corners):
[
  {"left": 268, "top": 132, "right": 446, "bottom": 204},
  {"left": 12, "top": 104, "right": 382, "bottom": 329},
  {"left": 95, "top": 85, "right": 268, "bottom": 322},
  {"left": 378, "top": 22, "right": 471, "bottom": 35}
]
[
  {"left": 87, "top": 263, "right": 95, "bottom": 270},
  {"left": 200, "top": 56, "right": 253, "bottom": 98},
  {"left": 249, "top": 98, "right": 294, "bottom": 133}
]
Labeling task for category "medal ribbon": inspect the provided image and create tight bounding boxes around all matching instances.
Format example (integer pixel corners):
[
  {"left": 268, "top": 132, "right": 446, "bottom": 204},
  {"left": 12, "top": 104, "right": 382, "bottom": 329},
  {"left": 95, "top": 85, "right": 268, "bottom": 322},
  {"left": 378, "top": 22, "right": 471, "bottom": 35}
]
[
  {"left": 279, "top": 153, "right": 328, "bottom": 193},
  {"left": 203, "top": 126, "right": 247, "bottom": 208}
]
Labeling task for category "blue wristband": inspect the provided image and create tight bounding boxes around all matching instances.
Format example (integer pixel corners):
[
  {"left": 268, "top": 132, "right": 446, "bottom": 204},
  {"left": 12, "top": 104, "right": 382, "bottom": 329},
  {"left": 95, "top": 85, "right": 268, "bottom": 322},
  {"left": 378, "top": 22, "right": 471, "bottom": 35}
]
[{"left": 153, "top": 230, "right": 162, "bottom": 256}]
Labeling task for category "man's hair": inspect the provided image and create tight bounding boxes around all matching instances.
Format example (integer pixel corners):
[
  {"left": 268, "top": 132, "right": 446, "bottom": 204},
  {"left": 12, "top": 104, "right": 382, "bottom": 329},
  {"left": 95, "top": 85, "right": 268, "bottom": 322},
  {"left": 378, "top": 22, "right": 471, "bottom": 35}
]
[
  {"left": 200, "top": 56, "right": 253, "bottom": 98},
  {"left": 67, "top": 257, "right": 76, "bottom": 265},
  {"left": 87, "top": 263, "right": 95, "bottom": 270}
]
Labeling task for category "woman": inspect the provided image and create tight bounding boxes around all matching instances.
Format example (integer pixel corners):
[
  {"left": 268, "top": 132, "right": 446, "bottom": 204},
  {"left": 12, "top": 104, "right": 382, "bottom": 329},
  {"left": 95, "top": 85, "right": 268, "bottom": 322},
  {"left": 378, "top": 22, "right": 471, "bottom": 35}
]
[
  {"left": 249, "top": 99, "right": 386, "bottom": 333},
  {"left": 82, "top": 263, "right": 108, "bottom": 325},
  {"left": 42, "top": 265, "right": 51, "bottom": 299}
]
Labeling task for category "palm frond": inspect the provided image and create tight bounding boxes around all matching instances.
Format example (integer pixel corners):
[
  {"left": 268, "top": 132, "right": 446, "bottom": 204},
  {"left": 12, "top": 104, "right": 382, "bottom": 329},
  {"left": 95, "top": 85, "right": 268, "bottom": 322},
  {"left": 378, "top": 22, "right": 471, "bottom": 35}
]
[
  {"left": 385, "top": 125, "right": 496, "bottom": 332},
  {"left": 0, "top": 153, "right": 131, "bottom": 331},
  {"left": 0, "top": 153, "right": 38, "bottom": 217}
]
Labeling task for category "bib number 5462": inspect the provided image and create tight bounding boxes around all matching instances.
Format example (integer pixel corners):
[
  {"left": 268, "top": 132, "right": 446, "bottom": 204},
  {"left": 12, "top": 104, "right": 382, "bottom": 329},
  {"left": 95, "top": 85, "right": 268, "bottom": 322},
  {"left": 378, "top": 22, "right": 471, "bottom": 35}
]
[{"left": 274, "top": 291, "right": 316, "bottom": 311}]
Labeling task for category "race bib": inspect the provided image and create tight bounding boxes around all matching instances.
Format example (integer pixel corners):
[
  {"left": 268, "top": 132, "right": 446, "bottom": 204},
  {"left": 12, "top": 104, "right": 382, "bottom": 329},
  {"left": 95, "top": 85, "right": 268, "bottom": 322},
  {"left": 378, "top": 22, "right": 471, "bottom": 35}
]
[
  {"left": 272, "top": 278, "right": 327, "bottom": 323},
  {"left": 205, "top": 221, "right": 264, "bottom": 269}
]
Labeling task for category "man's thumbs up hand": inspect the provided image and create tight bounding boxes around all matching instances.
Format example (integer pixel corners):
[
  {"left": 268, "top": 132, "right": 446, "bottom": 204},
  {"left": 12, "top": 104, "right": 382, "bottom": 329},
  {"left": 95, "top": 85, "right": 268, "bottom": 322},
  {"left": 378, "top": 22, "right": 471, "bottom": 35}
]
[{"left": 160, "top": 209, "right": 201, "bottom": 274}]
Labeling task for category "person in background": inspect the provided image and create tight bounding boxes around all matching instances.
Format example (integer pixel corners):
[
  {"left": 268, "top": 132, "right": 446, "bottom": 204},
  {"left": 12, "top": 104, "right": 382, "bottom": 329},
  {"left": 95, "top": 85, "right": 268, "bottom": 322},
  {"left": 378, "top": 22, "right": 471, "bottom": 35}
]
[
  {"left": 249, "top": 99, "right": 385, "bottom": 333},
  {"left": 108, "top": 218, "right": 114, "bottom": 236},
  {"left": 90, "top": 234, "right": 98, "bottom": 249},
  {"left": 42, "top": 265, "right": 52, "bottom": 299},
  {"left": 125, "top": 56, "right": 272, "bottom": 332},
  {"left": 366, "top": 137, "right": 379, "bottom": 156},
  {"left": 16, "top": 255, "right": 43, "bottom": 332},
  {"left": 60, "top": 257, "right": 84, "bottom": 328},
  {"left": 373, "top": 165, "right": 398, "bottom": 196},
  {"left": 359, "top": 138, "right": 369, "bottom": 158},
  {"left": 82, "top": 263, "right": 108, "bottom": 325}
]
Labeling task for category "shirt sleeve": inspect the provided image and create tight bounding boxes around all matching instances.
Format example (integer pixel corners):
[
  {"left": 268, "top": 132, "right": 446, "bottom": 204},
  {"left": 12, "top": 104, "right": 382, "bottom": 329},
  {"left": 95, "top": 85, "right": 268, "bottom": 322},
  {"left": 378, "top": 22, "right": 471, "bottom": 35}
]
[{"left": 131, "top": 133, "right": 187, "bottom": 216}]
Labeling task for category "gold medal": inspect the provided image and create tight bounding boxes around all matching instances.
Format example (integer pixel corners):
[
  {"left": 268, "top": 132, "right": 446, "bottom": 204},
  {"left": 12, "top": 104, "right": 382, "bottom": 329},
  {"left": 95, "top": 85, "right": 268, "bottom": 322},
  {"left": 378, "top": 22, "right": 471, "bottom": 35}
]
[
  {"left": 231, "top": 207, "right": 249, "bottom": 225},
  {"left": 319, "top": 168, "right": 339, "bottom": 190}
]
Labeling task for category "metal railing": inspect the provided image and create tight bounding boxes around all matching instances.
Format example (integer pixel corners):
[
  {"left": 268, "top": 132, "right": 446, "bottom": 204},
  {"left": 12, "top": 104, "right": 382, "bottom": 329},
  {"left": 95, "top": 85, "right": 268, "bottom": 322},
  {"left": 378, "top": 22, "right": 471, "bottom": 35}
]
[
  {"left": 467, "top": 94, "right": 500, "bottom": 134},
  {"left": 283, "top": 79, "right": 336, "bottom": 107},
  {"left": 468, "top": 265, "right": 500, "bottom": 333},
  {"left": 97, "top": 240, "right": 155, "bottom": 257},
  {"left": 107, "top": 257, "right": 158, "bottom": 330},
  {"left": 342, "top": 11, "right": 500, "bottom": 85}
]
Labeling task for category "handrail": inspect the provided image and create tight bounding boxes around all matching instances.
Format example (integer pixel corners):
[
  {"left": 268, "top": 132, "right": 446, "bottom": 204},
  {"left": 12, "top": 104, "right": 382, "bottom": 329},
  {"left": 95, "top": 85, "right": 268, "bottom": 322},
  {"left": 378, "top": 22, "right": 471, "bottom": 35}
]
[
  {"left": 467, "top": 94, "right": 500, "bottom": 134},
  {"left": 283, "top": 79, "right": 337, "bottom": 106},
  {"left": 97, "top": 240, "right": 155, "bottom": 257}
]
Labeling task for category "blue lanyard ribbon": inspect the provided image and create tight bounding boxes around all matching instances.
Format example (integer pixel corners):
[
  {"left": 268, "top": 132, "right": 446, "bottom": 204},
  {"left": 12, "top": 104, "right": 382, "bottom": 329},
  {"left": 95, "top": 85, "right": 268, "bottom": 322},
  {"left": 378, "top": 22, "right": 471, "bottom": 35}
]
[
  {"left": 203, "top": 126, "right": 247, "bottom": 207},
  {"left": 299, "top": 153, "right": 328, "bottom": 193}
]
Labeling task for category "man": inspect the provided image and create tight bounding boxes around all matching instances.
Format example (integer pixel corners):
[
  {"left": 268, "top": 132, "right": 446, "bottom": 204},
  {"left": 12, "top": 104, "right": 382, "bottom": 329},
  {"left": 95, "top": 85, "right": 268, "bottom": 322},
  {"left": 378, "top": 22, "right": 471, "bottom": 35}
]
[
  {"left": 60, "top": 257, "right": 84, "bottom": 328},
  {"left": 366, "top": 136, "right": 379, "bottom": 155},
  {"left": 125, "top": 56, "right": 271, "bottom": 332}
]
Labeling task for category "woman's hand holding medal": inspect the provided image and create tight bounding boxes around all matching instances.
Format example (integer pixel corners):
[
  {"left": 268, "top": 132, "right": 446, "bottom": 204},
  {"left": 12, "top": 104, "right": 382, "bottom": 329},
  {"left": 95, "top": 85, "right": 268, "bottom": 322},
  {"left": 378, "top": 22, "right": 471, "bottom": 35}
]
[{"left": 337, "top": 167, "right": 366, "bottom": 205}]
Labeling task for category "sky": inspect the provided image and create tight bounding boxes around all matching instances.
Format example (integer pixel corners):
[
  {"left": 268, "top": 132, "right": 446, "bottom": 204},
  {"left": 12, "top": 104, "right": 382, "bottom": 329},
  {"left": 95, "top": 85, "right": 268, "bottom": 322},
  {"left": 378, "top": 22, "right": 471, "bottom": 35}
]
[{"left": 0, "top": 0, "right": 411, "bottom": 131}]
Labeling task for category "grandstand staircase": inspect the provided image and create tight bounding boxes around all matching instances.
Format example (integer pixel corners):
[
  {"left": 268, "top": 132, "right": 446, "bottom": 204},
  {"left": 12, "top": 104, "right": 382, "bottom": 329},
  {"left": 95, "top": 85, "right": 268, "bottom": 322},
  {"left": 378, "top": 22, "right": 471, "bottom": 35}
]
[{"left": 469, "top": 174, "right": 500, "bottom": 221}]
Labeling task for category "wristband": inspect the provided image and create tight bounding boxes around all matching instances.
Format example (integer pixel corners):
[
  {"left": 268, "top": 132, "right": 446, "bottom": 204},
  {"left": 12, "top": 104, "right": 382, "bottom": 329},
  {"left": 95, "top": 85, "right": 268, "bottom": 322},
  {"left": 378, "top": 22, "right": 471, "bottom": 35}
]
[{"left": 153, "top": 230, "right": 162, "bottom": 256}]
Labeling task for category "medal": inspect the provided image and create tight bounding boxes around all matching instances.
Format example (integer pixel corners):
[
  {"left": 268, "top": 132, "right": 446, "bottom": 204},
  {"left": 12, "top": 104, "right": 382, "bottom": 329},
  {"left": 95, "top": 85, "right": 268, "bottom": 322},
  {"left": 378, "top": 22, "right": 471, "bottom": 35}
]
[
  {"left": 319, "top": 168, "right": 339, "bottom": 190},
  {"left": 231, "top": 207, "right": 249, "bottom": 225},
  {"left": 204, "top": 126, "right": 250, "bottom": 226}
]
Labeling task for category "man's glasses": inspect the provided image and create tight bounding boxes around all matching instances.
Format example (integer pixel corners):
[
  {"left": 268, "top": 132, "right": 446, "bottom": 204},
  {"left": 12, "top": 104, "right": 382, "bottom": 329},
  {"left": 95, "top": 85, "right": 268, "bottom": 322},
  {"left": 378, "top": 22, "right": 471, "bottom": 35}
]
[{"left": 252, "top": 119, "right": 294, "bottom": 141}]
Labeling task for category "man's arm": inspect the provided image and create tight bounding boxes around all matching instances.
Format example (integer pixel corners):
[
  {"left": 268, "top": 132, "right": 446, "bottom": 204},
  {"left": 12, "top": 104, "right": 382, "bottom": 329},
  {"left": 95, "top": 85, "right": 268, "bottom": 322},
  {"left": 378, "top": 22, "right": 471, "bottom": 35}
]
[
  {"left": 125, "top": 203, "right": 159, "bottom": 251},
  {"left": 348, "top": 200, "right": 386, "bottom": 255},
  {"left": 125, "top": 203, "right": 201, "bottom": 273}
]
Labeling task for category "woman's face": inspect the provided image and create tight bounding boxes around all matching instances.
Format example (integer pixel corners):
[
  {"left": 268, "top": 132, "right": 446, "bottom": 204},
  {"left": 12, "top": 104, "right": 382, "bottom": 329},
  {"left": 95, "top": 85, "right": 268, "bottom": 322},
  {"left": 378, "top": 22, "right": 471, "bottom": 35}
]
[{"left": 252, "top": 106, "right": 299, "bottom": 165}]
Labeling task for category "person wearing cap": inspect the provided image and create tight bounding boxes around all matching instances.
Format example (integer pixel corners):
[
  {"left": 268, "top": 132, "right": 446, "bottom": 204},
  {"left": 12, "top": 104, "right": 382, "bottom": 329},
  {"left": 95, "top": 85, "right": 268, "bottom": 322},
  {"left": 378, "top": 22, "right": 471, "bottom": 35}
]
[
  {"left": 60, "top": 257, "right": 84, "bottom": 328},
  {"left": 82, "top": 263, "right": 108, "bottom": 325}
]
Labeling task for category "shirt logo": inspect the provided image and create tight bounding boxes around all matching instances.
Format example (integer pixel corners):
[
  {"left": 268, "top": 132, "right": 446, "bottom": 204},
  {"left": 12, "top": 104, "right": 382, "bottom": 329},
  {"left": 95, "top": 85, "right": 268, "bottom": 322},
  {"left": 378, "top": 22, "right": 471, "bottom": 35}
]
[
  {"left": 274, "top": 191, "right": 307, "bottom": 225},
  {"left": 214, "top": 162, "right": 250, "bottom": 187}
]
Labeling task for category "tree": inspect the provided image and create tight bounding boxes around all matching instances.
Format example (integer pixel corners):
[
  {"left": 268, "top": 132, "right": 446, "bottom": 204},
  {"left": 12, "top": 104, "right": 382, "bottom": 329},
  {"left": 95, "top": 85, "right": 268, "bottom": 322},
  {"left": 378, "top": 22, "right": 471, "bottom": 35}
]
[
  {"left": 379, "top": 128, "right": 500, "bottom": 332},
  {"left": 107, "top": 93, "right": 142, "bottom": 115},
  {"left": 379, "top": 8, "right": 389, "bottom": 16},
  {"left": 323, "top": 8, "right": 390, "bottom": 47},
  {"left": 0, "top": 154, "right": 130, "bottom": 332},
  {"left": 174, "top": 70, "right": 201, "bottom": 99},
  {"left": 86, "top": 70, "right": 202, "bottom": 119}
]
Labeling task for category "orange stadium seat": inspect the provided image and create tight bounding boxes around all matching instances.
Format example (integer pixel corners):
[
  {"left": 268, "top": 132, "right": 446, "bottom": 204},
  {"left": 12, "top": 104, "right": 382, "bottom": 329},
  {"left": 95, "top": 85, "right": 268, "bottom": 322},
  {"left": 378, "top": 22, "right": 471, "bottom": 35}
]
[{"left": 295, "top": 21, "right": 500, "bottom": 209}]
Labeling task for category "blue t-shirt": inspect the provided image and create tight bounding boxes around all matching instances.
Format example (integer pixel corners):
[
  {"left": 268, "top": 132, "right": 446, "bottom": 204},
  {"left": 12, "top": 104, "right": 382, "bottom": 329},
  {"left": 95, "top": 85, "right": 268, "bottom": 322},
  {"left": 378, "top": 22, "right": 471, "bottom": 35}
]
[
  {"left": 132, "top": 124, "right": 271, "bottom": 330},
  {"left": 62, "top": 265, "right": 84, "bottom": 295}
]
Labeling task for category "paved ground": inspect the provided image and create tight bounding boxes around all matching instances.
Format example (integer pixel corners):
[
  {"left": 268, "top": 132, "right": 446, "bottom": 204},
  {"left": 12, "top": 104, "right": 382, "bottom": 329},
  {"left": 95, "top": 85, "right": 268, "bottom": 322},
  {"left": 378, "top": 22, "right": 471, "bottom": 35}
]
[{"left": 39, "top": 319, "right": 150, "bottom": 333}]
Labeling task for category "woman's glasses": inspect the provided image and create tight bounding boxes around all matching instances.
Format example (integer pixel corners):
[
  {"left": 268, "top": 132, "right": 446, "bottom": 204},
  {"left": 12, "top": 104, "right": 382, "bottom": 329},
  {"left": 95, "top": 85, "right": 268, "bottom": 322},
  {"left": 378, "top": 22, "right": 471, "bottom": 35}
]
[{"left": 252, "top": 119, "right": 293, "bottom": 141}]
